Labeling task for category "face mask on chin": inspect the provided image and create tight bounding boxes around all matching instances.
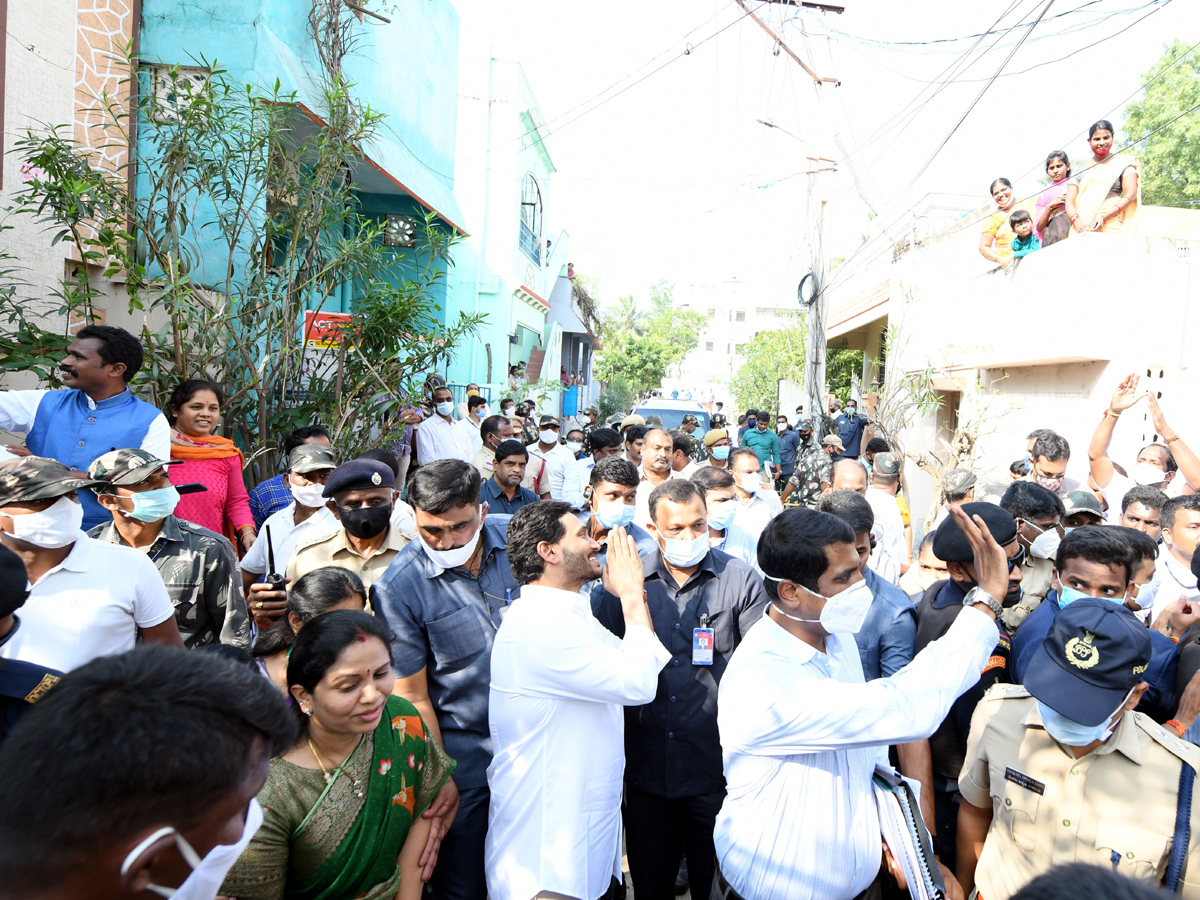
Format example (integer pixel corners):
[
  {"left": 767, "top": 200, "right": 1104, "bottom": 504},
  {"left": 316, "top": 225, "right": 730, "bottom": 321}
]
[
  {"left": 419, "top": 506, "right": 484, "bottom": 569},
  {"left": 7, "top": 495, "right": 83, "bottom": 548},
  {"left": 120, "top": 798, "right": 263, "bottom": 900}
]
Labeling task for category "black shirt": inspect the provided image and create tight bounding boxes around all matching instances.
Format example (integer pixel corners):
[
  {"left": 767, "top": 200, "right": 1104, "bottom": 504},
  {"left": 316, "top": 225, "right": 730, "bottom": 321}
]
[
  {"left": 914, "top": 579, "right": 1011, "bottom": 783},
  {"left": 590, "top": 549, "right": 768, "bottom": 798}
]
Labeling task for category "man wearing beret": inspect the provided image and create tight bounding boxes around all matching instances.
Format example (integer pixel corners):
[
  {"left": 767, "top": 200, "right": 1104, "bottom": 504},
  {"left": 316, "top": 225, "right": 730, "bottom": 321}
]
[
  {"left": 957, "top": 597, "right": 1200, "bottom": 900},
  {"left": 0, "top": 457, "right": 182, "bottom": 674},
  {"left": 286, "top": 458, "right": 414, "bottom": 593},
  {"left": 703, "top": 428, "right": 732, "bottom": 470},
  {"left": 913, "top": 502, "right": 1025, "bottom": 865},
  {"left": 0, "top": 542, "right": 61, "bottom": 741},
  {"left": 88, "top": 448, "right": 250, "bottom": 649}
]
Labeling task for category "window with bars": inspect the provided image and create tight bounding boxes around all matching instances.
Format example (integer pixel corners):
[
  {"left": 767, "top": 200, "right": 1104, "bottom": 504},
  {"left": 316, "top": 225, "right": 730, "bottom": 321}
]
[{"left": 519, "top": 173, "right": 542, "bottom": 264}]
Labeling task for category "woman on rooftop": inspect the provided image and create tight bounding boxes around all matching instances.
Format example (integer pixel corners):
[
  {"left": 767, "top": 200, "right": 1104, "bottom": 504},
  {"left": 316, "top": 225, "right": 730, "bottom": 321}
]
[
  {"left": 1035, "top": 150, "right": 1073, "bottom": 248},
  {"left": 979, "top": 177, "right": 1034, "bottom": 272},
  {"left": 1065, "top": 119, "right": 1140, "bottom": 234}
]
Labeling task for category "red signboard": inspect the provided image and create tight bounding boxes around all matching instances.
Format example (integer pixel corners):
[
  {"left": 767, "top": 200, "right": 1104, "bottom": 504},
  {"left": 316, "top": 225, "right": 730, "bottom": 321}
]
[{"left": 304, "top": 311, "right": 354, "bottom": 349}]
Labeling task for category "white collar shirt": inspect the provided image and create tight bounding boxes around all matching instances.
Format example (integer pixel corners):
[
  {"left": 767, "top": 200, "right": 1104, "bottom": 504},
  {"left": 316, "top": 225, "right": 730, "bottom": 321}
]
[
  {"left": 485, "top": 584, "right": 671, "bottom": 900},
  {"left": 711, "top": 521, "right": 763, "bottom": 574},
  {"left": 730, "top": 489, "right": 782, "bottom": 543},
  {"left": 559, "top": 456, "right": 592, "bottom": 509},
  {"left": 633, "top": 465, "right": 680, "bottom": 529},
  {"left": 0, "top": 534, "right": 174, "bottom": 672},
  {"left": 865, "top": 487, "right": 906, "bottom": 585},
  {"left": 1146, "top": 549, "right": 1199, "bottom": 621},
  {"left": 416, "top": 414, "right": 474, "bottom": 464},
  {"left": 240, "top": 503, "right": 337, "bottom": 576},
  {"left": 455, "top": 416, "right": 484, "bottom": 457},
  {"left": 714, "top": 607, "right": 998, "bottom": 900},
  {"left": 526, "top": 441, "right": 577, "bottom": 501}
]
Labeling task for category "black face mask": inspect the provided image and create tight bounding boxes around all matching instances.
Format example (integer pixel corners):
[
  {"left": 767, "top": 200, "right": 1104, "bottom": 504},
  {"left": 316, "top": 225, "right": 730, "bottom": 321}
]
[{"left": 338, "top": 505, "right": 392, "bottom": 540}]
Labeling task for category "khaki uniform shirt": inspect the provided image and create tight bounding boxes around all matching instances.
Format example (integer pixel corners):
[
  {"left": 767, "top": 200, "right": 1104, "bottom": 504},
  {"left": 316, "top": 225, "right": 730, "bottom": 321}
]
[
  {"left": 287, "top": 524, "right": 414, "bottom": 596},
  {"left": 959, "top": 684, "right": 1200, "bottom": 900},
  {"left": 1002, "top": 554, "right": 1055, "bottom": 631}
]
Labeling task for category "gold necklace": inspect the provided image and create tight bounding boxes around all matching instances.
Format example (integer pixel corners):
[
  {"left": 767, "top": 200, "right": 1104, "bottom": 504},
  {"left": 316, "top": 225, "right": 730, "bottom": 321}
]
[{"left": 308, "top": 736, "right": 367, "bottom": 798}]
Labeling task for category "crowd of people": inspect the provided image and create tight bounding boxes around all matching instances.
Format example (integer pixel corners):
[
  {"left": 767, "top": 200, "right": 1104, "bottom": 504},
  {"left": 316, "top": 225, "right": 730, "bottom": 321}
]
[
  {"left": 980, "top": 119, "right": 1140, "bottom": 271},
  {"left": 2, "top": 324, "right": 1200, "bottom": 900}
]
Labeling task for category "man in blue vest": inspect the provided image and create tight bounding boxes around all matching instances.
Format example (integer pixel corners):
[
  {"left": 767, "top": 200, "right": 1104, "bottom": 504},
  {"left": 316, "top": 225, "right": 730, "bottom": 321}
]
[{"left": 0, "top": 326, "right": 169, "bottom": 530}]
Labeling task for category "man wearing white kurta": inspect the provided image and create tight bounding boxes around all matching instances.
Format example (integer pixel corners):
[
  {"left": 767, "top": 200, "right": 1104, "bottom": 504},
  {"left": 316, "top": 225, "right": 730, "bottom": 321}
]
[
  {"left": 486, "top": 501, "right": 671, "bottom": 900},
  {"left": 713, "top": 504, "right": 1009, "bottom": 900}
]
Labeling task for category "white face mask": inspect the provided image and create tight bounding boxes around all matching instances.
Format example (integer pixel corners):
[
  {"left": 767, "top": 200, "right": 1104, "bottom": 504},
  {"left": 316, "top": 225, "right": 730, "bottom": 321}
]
[
  {"left": 435, "top": 401, "right": 455, "bottom": 417},
  {"left": 8, "top": 495, "right": 83, "bottom": 548},
  {"left": 539, "top": 429, "right": 559, "bottom": 445},
  {"left": 289, "top": 479, "right": 327, "bottom": 509},
  {"left": 1131, "top": 461, "right": 1168, "bottom": 486},
  {"left": 565, "top": 441, "right": 583, "bottom": 455},
  {"left": 765, "top": 576, "right": 874, "bottom": 634},
  {"left": 1027, "top": 523, "right": 1062, "bottom": 560},
  {"left": 419, "top": 506, "right": 484, "bottom": 569},
  {"left": 120, "top": 798, "right": 263, "bottom": 900},
  {"left": 660, "top": 532, "right": 709, "bottom": 567},
  {"left": 736, "top": 473, "right": 761, "bottom": 494}
]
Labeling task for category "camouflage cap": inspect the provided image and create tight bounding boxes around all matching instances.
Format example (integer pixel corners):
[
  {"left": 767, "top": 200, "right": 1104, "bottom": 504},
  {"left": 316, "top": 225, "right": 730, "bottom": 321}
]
[
  {"left": 823, "top": 435, "right": 845, "bottom": 450},
  {"left": 1062, "top": 489, "right": 1104, "bottom": 519},
  {"left": 798, "top": 419, "right": 814, "bottom": 432},
  {"left": 682, "top": 414, "right": 700, "bottom": 426},
  {"left": 644, "top": 414, "right": 664, "bottom": 428},
  {"left": 942, "top": 468, "right": 977, "bottom": 494},
  {"left": 287, "top": 444, "right": 338, "bottom": 474},
  {"left": 0, "top": 456, "right": 102, "bottom": 507},
  {"left": 873, "top": 452, "right": 901, "bottom": 476},
  {"left": 88, "top": 448, "right": 181, "bottom": 488}
]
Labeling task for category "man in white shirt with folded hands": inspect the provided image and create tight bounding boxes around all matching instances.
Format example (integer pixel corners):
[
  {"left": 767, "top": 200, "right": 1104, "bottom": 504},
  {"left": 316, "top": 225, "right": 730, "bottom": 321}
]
[
  {"left": 714, "top": 503, "right": 1009, "bottom": 900},
  {"left": 486, "top": 501, "right": 671, "bottom": 900}
]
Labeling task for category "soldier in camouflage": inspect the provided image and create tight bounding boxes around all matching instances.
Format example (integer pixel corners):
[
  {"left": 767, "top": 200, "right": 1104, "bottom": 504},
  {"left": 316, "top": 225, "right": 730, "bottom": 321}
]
[
  {"left": 88, "top": 448, "right": 250, "bottom": 649},
  {"left": 780, "top": 420, "right": 834, "bottom": 509},
  {"left": 681, "top": 413, "right": 709, "bottom": 463}
]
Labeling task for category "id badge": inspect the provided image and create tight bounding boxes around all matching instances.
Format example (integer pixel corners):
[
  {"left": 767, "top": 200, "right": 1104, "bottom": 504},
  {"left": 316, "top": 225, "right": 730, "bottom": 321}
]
[{"left": 692, "top": 628, "right": 714, "bottom": 665}]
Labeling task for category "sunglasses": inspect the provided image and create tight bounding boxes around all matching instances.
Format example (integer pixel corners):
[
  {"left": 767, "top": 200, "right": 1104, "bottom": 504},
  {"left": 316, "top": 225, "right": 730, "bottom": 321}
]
[{"left": 1007, "top": 546, "right": 1026, "bottom": 571}]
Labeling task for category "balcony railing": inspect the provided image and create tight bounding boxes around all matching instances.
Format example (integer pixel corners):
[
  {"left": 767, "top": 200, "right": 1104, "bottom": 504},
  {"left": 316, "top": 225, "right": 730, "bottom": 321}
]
[{"left": 519, "top": 221, "right": 541, "bottom": 265}]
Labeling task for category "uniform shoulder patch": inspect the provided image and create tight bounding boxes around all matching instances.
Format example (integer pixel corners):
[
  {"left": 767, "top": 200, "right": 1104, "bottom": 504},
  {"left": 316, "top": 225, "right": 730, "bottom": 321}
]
[
  {"left": 984, "top": 683, "right": 1030, "bottom": 702},
  {"left": 1134, "top": 713, "right": 1200, "bottom": 766}
]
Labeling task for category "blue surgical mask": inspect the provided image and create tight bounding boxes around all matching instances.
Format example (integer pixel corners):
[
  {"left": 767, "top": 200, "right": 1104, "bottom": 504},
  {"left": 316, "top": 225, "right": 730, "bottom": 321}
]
[
  {"left": 595, "top": 499, "right": 635, "bottom": 530},
  {"left": 1058, "top": 582, "right": 1125, "bottom": 608},
  {"left": 707, "top": 499, "right": 737, "bottom": 531},
  {"left": 711, "top": 445, "right": 730, "bottom": 461},
  {"left": 1036, "top": 700, "right": 1113, "bottom": 746},
  {"left": 122, "top": 486, "right": 181, "bottom": 523}
]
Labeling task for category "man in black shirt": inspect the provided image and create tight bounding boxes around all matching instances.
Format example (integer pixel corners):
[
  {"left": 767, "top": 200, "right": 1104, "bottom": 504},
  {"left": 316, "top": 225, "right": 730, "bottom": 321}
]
[
  {"left": 591, "top": 478, "right": 767, "bottom": 900},
  {"left": 914, "top": 502, "right": 1023, "bottom": 865}
]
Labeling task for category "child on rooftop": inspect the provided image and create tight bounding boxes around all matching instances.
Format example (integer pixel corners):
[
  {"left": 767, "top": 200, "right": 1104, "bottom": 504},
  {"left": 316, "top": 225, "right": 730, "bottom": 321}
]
[{"left": 1009, "top": 208, "right": 1040, "bottom": 259}]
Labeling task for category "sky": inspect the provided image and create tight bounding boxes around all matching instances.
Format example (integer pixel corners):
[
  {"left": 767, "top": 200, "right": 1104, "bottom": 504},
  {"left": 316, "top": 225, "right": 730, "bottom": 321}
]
[{"left": 451, "top": 0, "right": 1199, "bottom": 309}]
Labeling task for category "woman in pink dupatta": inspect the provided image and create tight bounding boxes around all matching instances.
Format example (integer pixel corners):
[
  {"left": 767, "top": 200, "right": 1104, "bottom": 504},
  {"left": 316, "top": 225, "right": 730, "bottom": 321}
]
[{"left": 1035, "top": 151, "right": 1072, "bottom": 248}]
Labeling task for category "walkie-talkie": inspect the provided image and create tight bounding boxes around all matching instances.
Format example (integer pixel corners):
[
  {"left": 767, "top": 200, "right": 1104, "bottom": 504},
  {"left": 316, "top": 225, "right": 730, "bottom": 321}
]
[{"left": 264, "top": 525, "right": 286, "bottom": 592}]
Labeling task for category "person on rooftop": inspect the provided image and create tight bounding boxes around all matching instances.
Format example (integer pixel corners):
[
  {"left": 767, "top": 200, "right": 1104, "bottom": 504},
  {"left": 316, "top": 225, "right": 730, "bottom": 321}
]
[
  {"left": 979, "top": 177, "right": 1034, "bottom": 273},
  {"left": 1065, "top": 118, "right": 1140, "bottom": 234}
]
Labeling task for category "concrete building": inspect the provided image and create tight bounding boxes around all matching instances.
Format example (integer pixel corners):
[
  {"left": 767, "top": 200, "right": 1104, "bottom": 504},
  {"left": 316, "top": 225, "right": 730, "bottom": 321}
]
[
  {"left": 448, "top": 52, "right": 588, "bottom": 411},
  {"left": 826, "top": 195, "right": 1200, "bottom": 527}
]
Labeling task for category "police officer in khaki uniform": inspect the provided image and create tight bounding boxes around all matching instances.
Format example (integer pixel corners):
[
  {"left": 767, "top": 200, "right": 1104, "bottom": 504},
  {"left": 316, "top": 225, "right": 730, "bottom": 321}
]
[
  {"left": 957, "top": 597, "right": 1200, "bottom": 900},
  {"left": 287, "top": 459, "right": 414, "bottom": 594}
]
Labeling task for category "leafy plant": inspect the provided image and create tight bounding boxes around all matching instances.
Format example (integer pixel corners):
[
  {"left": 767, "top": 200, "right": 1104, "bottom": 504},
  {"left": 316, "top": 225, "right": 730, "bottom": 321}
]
[
  {"left": 594, "top": 283, "right": 706, "bottom": 396},
  {"left": 1123, "top": 39, "right": 1200, "bottom": 209}
]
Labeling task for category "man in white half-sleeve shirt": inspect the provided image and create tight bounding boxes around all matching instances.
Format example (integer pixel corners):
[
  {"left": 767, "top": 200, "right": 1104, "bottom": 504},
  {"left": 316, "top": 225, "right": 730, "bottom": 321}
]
[
  {"left": 713, "top": 504, "right": 1009, "bottom": 900},
  {"left": 0, "top": 457, "right": 182, "bottom": 673},
  {"left": 486, "top": 501, "right": 670, "bottom": 900}
]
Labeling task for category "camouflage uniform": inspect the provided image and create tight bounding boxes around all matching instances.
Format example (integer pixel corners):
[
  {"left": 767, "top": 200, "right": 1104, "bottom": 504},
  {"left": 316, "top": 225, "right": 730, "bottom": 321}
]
[
  {"left": 87, "top": 447, "right": 250, "bottom": 649},
  {"left": 787, "top": 442, "right": 833, "bottom": 509}
]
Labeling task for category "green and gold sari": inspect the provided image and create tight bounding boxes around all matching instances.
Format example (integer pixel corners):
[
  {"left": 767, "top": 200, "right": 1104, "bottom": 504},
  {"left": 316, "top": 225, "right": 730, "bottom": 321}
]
[{"left": 222, "top": 694, "right": 455, "bottom": 900}]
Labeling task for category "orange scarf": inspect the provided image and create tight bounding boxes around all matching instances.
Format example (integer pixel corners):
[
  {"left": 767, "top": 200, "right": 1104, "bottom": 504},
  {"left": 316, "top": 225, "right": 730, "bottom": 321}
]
[{"left": 170, "top": 432, "right": 246, "bottom": 465}]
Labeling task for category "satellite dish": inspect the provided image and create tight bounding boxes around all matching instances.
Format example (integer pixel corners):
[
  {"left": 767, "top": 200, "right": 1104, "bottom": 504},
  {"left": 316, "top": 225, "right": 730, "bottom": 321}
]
[{"left": 797, "top": 272, "right": 818, "bottom": 309}]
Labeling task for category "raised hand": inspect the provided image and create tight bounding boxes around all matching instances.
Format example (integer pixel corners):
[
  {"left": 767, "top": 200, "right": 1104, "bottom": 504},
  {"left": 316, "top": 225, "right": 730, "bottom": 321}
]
[{"left": 1109, "top": 373, "right": 1145, "bottom": 413}]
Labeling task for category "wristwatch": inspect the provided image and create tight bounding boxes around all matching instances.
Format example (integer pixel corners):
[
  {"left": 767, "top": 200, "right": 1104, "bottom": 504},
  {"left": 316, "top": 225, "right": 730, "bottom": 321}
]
[{"left": 963, "top": 586, "right": 1003, "bottom": 618}]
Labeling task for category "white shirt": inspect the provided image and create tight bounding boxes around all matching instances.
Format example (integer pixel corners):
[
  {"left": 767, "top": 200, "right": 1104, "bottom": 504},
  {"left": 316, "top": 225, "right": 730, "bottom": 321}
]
[
  {"left": 0, "top": 534, "right": 174, "bottom": 672},
  {"left": 486, "top": 584, "right": 671, "bottom": 900},
  {"left": 730, "top": 489, "right": 783, "bottom": 545},
  {"left": 675, "top": 459, "right": 700, "bottom": 479},
  {"left": 865, "top": 487, "right": 905, "bottom": 585},
  {"left": 416, "top": 414, "right": 473, "bottom": 464},
  {"left": 1145, "top": 549, "right": 1199, "bottom": 621},
  {"left": 714, "top": 607, "right": 999, "bottom": 900},
  {"left": 455, "top": 416, "right": 484, "bottom": 457},
  {"left": 240, "top": 503, "right": 337, "bottom": 575},
  {"left": 633, "top": 466, "right": 681, "bottom": 529},
  {"left": 0, "top": 389, "right": 171, "bottom": 457},
  {"left": 525, "top": 441, "right": 578, "bottom": 501},
  {"left": 712, "top": 520, "right": 763, "bottom": 574},
  {"left": 560, "top": 456, "right": 594, "bottom": 509}
]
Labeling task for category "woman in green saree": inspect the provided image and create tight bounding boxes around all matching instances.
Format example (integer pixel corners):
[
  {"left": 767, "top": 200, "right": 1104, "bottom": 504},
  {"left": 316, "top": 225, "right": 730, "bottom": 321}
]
[{"left": 221, "top": 610, "right": 455, "bottom": 900}]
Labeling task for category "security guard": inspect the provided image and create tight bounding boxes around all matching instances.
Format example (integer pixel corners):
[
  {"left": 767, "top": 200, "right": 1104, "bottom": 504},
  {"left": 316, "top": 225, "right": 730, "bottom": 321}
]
[
  {"left": 0, "top": 542, "right": 60, "bottom": 741},
  {"left": 914, "top": 502, "right": 1024, "bottom": 864},
  {"left": 286, "top": 459, "right": 414, "bottom": 594},
  {"left": 958, "top": 597, "right": 1200, "bottom": 899},
  {"left": 681, "top": 413, "right": 708, "bottom": 463}
]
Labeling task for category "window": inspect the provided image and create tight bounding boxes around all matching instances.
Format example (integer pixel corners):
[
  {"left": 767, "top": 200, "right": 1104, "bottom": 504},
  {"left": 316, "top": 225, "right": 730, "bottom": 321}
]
[
  {"left": 735, "top": 310, "right": 746, "bottom": 322},
  {"left": 519, "top": 173, "right": 542, "bottom": 264},
  {"left": 146, "top": 64, "right": 210, "bottom": 124},
  {"left": 705, "top": 342, "right": 714, "bottom": 351}
]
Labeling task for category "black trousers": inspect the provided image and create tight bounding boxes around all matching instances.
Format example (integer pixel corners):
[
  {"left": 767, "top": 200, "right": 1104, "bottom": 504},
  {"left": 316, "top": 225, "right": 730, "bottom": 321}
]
[
  {"left": 429, "top": 784, "right": 489, "bottom": 900},
  {"left": 624, "top": 784, "right": 725, "bottom": 900}
]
